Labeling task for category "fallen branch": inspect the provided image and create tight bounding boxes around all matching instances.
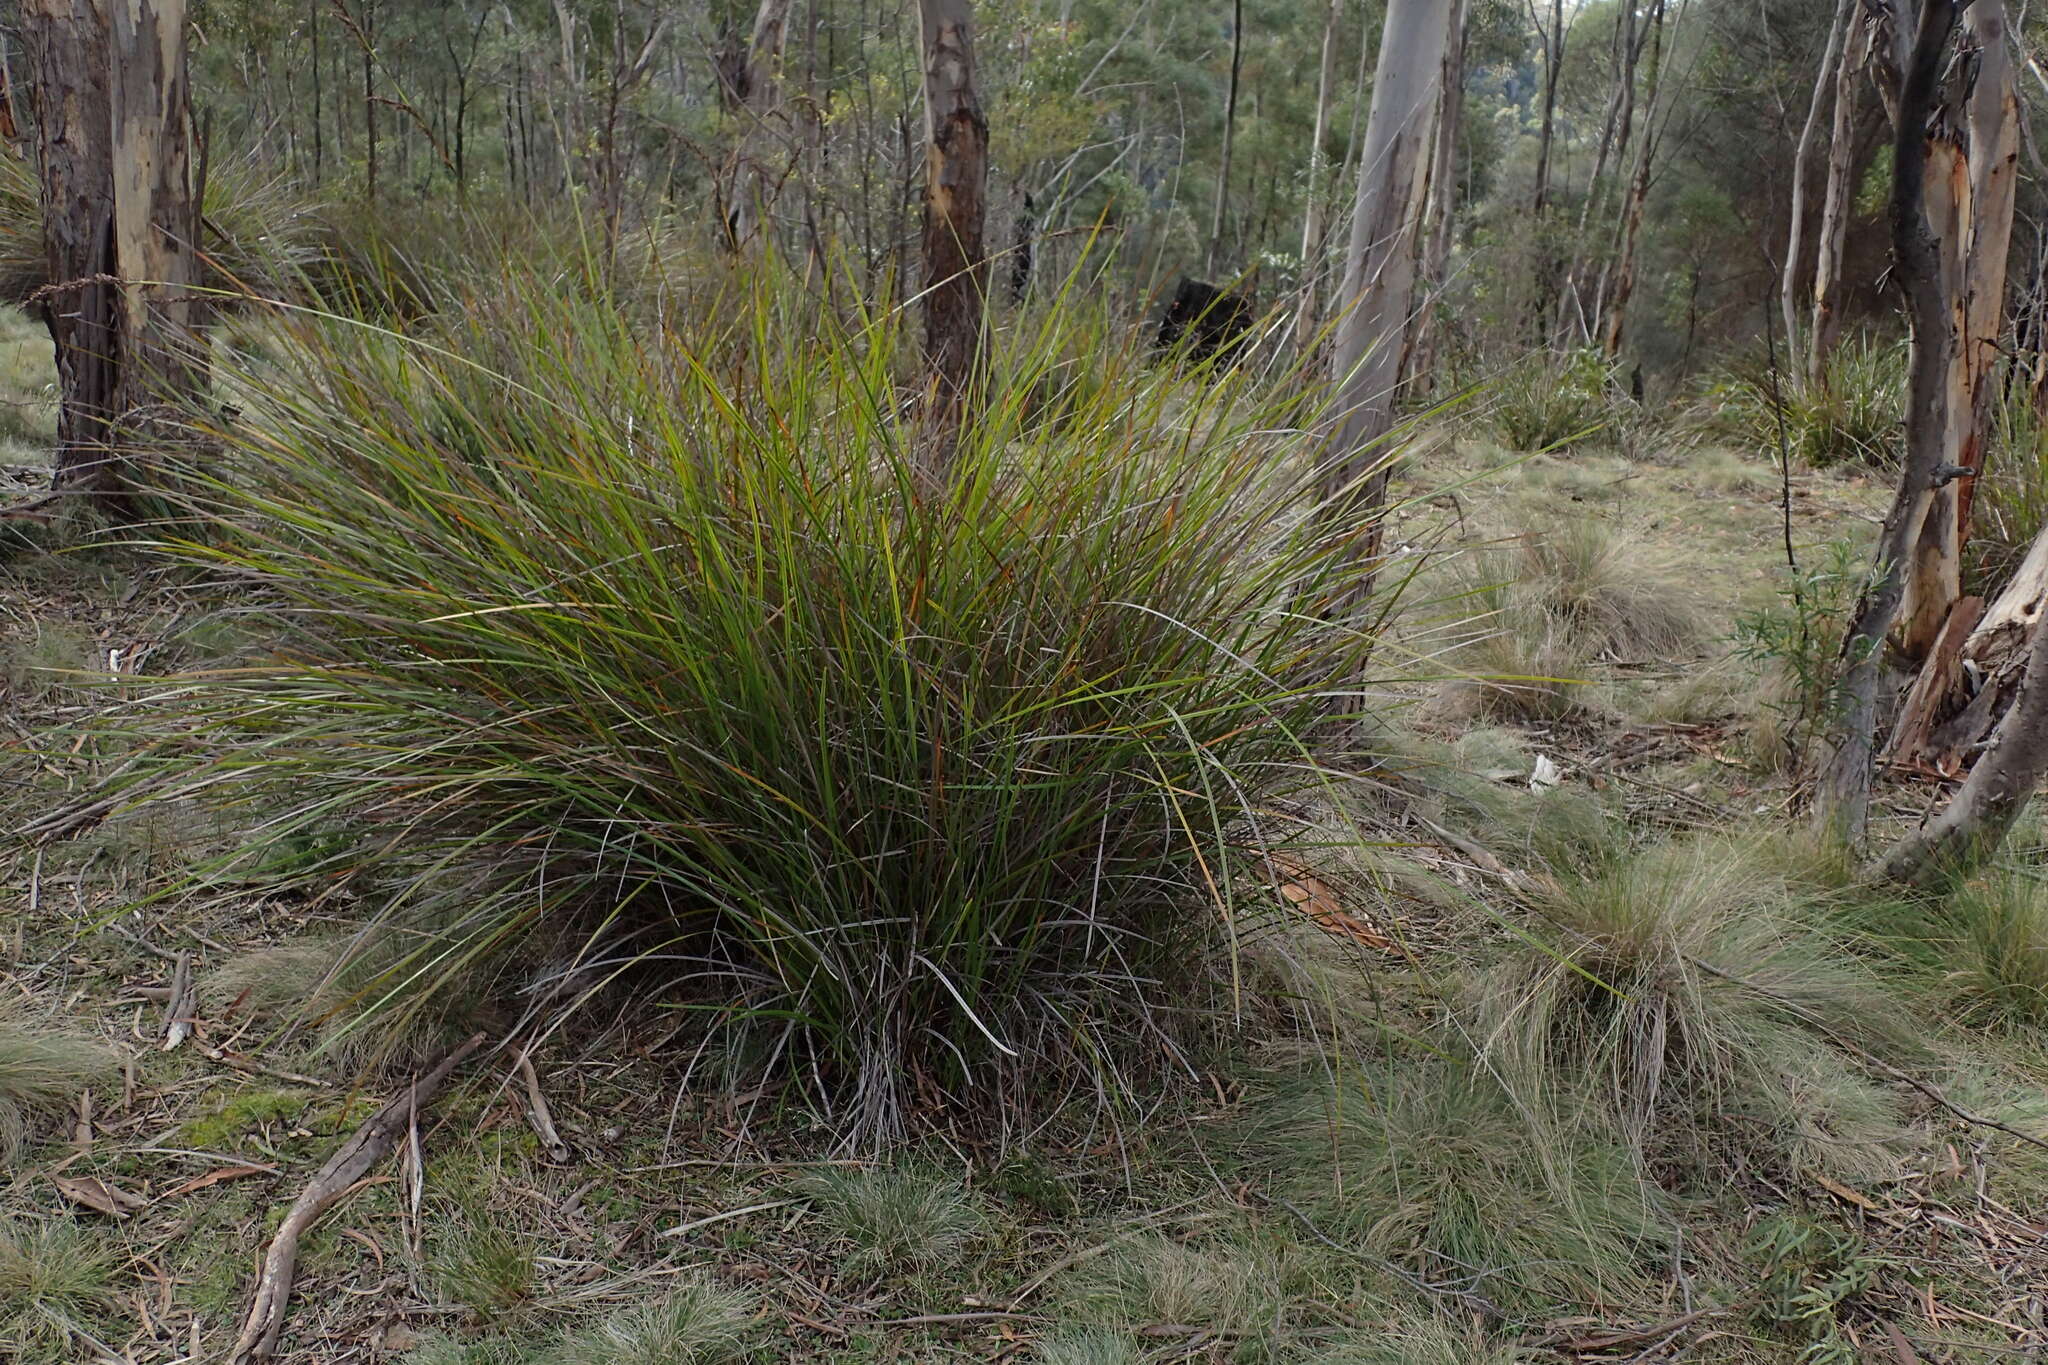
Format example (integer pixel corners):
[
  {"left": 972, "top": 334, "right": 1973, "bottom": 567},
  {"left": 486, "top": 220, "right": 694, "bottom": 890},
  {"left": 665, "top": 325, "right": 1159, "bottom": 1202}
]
[
  {"left": 161, "top": 951, "right": 193, "bottom": 1051},
  {"left": 515, "top": 1049, "right": 571, "bottom": 1164},
  {"left": 229, "top": 1033, "right": 486, "bottom": 1364}
]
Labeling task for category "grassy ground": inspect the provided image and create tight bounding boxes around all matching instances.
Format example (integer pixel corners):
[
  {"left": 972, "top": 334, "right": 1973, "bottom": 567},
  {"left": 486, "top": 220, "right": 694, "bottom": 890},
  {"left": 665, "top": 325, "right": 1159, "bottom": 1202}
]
[{"left": 7, "top": 312, "right": 2048, "bottom": 1365}]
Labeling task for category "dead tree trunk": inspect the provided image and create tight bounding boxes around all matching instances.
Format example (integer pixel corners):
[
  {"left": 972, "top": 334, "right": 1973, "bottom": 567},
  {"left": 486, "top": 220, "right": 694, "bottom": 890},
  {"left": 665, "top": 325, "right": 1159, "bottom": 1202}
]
[
  {"left": 1320, "top": 0, "right": 1450, "bottom": 605},
  {"left": 20, "top": 0, "right": 203, "bottom": 516},
  {"left": 1784, "top": 0, "right": 1853, "bottom": 356},
  {"left": 914, "top": 0, "right": 988, "bottom": 486},
  {"left": 1810, "top": 6, "right": 1871, "bottom": 388},
  {"left": 1899, "top": 0, "right": 2018, "bottom": 662},
  {"left": 723, "top": 0, "right": 793, "bottom": 252},
  {"left": 1813, "top": 0, "right": 1965, "bottom": 846}
]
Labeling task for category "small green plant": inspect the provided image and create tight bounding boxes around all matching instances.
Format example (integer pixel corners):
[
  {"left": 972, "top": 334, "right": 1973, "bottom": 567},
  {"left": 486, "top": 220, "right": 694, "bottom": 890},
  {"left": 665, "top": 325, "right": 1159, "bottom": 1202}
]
[
  {"left": 433, "top": 1227, "right": 536, "bottom": 1322},
  {"left": 1034, "top": 1328, "right": 1143, "bottom": 1365},
  {"left": 548, "top": 1279, "right": 754, "bottom": 1365},
  {"left": 0, "top": 1218, "right": 116, "bottom": 1362},
  {"left": 798, "top": 1167, "right": 987, "bottom": 1276},
  {"left": 1492, "top": 348, "right": 1615, "bottom": 452},
  {"left": 1732, "top": 539, "right": 1866, "bottom": 771},
  {"left": 1746, "top": 1212, "right": 1899, "bottom": 1363}
]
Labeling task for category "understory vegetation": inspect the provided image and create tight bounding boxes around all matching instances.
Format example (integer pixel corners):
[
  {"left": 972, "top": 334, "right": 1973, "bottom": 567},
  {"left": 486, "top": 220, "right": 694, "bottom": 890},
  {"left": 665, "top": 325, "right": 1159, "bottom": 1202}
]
[{"left": 9, "top": 0, "right": 2048, "bottom": 1360}]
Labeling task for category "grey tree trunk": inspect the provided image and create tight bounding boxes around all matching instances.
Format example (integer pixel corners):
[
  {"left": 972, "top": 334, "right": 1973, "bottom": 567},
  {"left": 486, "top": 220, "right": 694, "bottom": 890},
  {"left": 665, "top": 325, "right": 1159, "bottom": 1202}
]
[
  {"left": 1813, "top": 0, "right": 1966, "bottom": 846},
  {"left": 1809, "top": 6, "right": 1870, "bottom": 389},
  {"left": 1320, "top": 0, "right": 1451, "bottom": 602},
  {"left": 1405, "top": 0, "right": 1469, "bottom": 394},
  {"left": 724, "top": 0, "right": 793, "bottom": 252},
  {"left": 1530, "top": 0, "right": 1563, "bottom": 217},
  {"left": 1783, "top": 0, "right": 1853, "bottom": 355},
  {"left": 1899, "top": 0, "right": 2019, "bottom": 662},
  {"left": 1602, "top": 0, "right": 1667, "bottom": 360},
  {"left": 914, "top": 0, "right": 989, "bottom": 485},
  {"left": 1291, "top": 0, "right": 1343, "bottom": 359}
]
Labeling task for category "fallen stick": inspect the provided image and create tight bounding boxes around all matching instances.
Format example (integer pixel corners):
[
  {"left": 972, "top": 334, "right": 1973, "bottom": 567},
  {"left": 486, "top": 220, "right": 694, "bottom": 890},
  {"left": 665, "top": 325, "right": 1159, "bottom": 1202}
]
[
  {"left": 229, "top": 1033, "right": 486, "bottom": 1364},
  {"left": 515, "top": 1049, "right": 571, "bottom": 1164}
]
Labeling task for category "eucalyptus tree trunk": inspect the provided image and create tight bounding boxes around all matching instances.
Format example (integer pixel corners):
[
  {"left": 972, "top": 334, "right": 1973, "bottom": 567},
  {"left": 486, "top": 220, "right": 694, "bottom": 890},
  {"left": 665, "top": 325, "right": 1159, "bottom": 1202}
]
[
  {"left": 1601, "top": 0, "right": 1666, "bottom": 360},
  {"left": 1899, "top": 0, "right": 2019, "bottom": 662},
  {"left": 1556, "top": 0, "right": 1638, "bottom": 347},
  {"left": 1813, "top": 0, "right": 1966, "bottom": 846},
  {"left": 724, "top": 0, "right": 794, "bottom": 252},
  {"left": 1529, "top": 0, "right": 1564, "bottom": 217},
  {"left": 1783, "top": 0, "right": 1853, "bottom": 355},
  {"left": 1320, "top": 0, "right": 1450, "bottom": 603},
  {"left": 914, "top": 0, "right": 988, "bottom": 486},
  {"left": 1292, "top": 0, "right": 1343, "bottom": 359},
  {"left": 1207, "top": 0, "right": 1245, "bottom": 276},
  {"left": 1810, "top": 6, "right": 1870, "bottom": 389},
  {"left": 1406, "top": 0, "right": 1469, "bottom": 394},
  {"left": 22, "top": 0, "right": 204, "bottom": 515}
]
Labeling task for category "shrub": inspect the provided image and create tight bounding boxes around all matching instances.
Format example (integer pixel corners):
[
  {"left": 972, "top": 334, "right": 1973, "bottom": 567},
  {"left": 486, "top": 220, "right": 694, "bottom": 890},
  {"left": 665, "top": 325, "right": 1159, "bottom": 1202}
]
[
  {"left": 1732, "top": 538, "right": 1864, "bottom": 772},
  {"left": 117, "top": 266, "right": 1380, "bottom": 1143},
  {"left": 1491, "top": 348, "right": 1615, "bottom": 452}
]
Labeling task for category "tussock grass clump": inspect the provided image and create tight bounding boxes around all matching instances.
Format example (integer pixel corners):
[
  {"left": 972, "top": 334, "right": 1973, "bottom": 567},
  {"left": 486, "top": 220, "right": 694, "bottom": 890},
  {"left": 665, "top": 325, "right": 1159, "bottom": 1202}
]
[
  {"left": 1060, "top": 1233, "right": 1286, "bottom": 1341},
  {"left": 1943, "top": 873, "right": 2048, "bottom": 1032},
  {"left": 548, "top": 1279, "right": 754, "bottom": 1365},
  {"left": 1518, "top": 520, "right": 1698, "bottom": 659},
  {"left": 1488, "top": 837, "right": 1912, "bottom": 1182},
  {"left": 433, "top": 1227, "right": 536, "bottom": 1323},
  {"left": 1701, "top": 335, "right": 1903, "bottom": 469},
  {"left": 128, "top": 267, "right": 1374, "bottom": 1141},
  {"left": 0, "top": 149, "right": 322, "bottom": 307},
  {"left": 0, "top": 1218, "right": 116, "bottom": 1360},
  {"left": 0, "top": 1013, "right": 114, "bottom": 1166},
  {"left": 1433, "top": 521, "right": 1694, "bottom": 722},
  {"left": 1034, "top": 1327, "right": 1142, "bottom": 1365},
  {"left": 1490, "top": 348, "right": 1615, "bottom": 452},
  {"left": 798, "top": 1167, "right": 987, "bottom": 1276},
  {"left": 1267, "top": 1061, "right": 1666, "bottom": 1316}
]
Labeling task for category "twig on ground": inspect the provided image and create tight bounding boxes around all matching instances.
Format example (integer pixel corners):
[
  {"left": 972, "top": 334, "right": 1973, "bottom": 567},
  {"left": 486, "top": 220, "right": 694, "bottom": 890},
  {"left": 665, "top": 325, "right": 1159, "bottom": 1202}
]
[
  {"left": 516, "top": 1048, "right": 572, "bottom": 1164},
  {"left": 229, "top": 1032, "right": 486, "bottom": 1364},
  {"left": 162, "top": 951, "right": 193, "bottom": 1051}
]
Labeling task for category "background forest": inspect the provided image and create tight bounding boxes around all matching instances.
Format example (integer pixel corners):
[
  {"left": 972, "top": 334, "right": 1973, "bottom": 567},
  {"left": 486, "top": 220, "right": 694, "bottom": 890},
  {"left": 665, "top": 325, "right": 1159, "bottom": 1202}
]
[{"left": 8, "top": 1, "right": 2048, "bottom": 1363}]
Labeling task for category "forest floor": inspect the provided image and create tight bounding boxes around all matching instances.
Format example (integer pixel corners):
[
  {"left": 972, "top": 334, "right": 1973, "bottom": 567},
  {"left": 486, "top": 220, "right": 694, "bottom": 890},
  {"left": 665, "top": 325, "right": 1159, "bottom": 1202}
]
[{"left": 9, "top": 313, "right": 2048, "bottom": 1365}]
